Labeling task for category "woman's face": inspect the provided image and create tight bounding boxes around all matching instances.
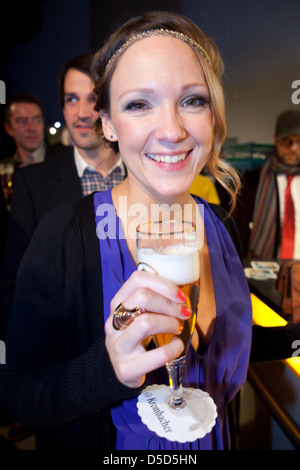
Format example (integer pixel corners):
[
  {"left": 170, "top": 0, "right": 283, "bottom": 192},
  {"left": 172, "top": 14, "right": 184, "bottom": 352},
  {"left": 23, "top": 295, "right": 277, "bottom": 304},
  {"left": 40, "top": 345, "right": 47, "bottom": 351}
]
[{"left": 101, "top": 35, "right": 213, "bottom": 200}]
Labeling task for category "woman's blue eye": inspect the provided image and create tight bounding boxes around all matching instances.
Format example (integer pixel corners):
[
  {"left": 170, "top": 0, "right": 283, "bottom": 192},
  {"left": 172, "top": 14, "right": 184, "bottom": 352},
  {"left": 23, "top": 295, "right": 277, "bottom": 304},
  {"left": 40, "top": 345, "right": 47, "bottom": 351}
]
[
  {"left": 125, "top": 101, "right": 148, "bottom": 111},
  {"left": 183, "top": 96, "right": 208, "bottom": 107}
]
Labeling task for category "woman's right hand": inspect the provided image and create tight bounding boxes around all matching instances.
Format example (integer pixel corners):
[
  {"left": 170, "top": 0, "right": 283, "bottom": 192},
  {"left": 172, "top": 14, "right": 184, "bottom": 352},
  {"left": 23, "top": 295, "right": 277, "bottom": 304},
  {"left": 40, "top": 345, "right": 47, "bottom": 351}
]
[{"left": 105, "top": 270, "right": 192, "bottom": 388}]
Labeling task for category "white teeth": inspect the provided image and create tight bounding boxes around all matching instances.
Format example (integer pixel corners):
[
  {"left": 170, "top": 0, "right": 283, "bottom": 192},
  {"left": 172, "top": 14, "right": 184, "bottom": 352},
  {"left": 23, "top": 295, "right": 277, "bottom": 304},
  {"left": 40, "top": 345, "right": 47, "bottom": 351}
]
[{"left": 146, "top": 153, "right": 187, "bottom": 163}]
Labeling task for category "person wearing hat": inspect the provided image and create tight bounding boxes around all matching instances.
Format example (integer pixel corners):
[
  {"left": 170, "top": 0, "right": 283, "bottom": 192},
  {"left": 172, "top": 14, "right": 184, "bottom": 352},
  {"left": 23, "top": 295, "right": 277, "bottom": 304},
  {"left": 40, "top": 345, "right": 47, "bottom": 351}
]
[{"left": 233, "top": 109, "right": 300, "bottom": 259}]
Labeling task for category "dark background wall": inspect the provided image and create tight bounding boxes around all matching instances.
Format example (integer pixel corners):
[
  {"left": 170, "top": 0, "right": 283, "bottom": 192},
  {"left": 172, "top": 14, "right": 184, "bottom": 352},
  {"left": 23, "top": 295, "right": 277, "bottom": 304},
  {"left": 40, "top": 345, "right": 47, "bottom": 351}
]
[
  {"left": 182, "top": 0, "right": 300, "bottom": 143},
  {"left": 1, "top": 0, "right": 299, "bottom": 158}
]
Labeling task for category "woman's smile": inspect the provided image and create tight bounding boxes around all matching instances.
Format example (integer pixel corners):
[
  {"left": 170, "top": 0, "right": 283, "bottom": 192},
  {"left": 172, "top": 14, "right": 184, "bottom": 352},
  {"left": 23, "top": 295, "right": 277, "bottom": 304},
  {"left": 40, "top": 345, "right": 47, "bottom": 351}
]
[
  {"left": 145, "top": 151, "right": 190, "bottom": 166},
  {"left": 145, "top": 151, "right": 188, "bottom": 164}
]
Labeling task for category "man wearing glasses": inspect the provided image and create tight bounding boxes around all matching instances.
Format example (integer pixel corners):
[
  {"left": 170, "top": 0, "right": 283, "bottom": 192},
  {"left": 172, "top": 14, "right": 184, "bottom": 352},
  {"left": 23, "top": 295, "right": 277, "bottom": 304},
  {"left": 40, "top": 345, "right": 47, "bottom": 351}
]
[{"left": 234, "top": 109, "right": 300, "bottom": 259}]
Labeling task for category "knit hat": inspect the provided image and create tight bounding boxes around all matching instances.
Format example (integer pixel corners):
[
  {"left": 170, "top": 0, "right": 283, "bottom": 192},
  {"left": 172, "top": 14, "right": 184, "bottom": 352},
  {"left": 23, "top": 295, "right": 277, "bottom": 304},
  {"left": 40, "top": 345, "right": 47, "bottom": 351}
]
[{"left": 275, "top": 109, "right": 300, "bottom": 139}]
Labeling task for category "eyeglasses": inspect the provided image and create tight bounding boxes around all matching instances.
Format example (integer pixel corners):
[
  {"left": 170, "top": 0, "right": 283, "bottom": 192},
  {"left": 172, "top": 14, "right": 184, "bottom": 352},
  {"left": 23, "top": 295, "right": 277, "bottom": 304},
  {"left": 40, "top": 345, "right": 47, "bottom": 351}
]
[{"left": 277, "top": 136, "right": 300, "bottom": 148}]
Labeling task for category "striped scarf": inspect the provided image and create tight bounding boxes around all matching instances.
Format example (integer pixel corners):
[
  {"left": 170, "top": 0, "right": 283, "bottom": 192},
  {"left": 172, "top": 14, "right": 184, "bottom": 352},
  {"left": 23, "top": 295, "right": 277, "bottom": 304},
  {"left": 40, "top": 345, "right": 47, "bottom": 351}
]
[{"left": 247, "top": 151, "right": 300, "bottom": 258}]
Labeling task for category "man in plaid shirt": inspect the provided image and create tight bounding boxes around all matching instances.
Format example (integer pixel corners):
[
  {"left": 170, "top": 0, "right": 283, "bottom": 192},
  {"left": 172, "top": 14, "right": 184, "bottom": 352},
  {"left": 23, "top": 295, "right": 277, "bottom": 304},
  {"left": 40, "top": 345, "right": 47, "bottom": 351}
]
[{"left": 59, "top": 53, "right": 126, "bottom": 196}]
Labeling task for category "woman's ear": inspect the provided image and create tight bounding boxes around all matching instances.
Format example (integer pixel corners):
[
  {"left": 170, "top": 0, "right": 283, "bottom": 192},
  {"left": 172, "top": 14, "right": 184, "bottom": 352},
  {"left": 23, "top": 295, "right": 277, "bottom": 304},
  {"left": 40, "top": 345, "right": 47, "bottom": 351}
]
[{"left": 99, "top": 111, "right": 117, "bottom": 142}]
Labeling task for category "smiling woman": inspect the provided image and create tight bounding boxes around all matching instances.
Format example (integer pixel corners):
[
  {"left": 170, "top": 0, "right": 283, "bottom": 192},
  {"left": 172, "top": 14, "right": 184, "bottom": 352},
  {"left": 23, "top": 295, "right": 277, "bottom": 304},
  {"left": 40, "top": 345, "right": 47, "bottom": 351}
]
[
  {"left": 98, "top": 34, "right": 213, "bottom": 206},
  {"left": 0, "top": 11, "right": 252, "bottom": 451},
  {"left": 93, "top": 13, "right": 240, "bottom": 213}
]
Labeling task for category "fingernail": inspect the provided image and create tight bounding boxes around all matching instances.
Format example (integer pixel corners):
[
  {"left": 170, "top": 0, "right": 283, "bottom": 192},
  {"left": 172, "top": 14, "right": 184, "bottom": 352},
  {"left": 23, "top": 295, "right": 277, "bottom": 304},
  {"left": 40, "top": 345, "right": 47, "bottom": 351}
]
[
  {"left": 176, "top": 289, "right": 187, "bottom": 302},
  {"left": 181, "top": 305, "right": 192, "bottom": 317}
]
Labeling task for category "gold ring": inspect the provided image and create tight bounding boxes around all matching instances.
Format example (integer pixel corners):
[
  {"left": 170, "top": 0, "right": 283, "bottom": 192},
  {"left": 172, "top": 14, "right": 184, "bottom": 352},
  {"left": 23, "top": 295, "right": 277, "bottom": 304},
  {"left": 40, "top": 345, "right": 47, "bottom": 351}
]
[{"left": 112, "top": 303, "right": 142, "bottom": 330}]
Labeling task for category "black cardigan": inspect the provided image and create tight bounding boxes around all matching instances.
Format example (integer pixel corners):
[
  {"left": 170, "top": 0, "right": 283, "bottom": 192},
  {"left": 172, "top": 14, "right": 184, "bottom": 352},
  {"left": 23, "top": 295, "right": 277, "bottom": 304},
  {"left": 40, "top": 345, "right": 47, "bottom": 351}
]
[{"left": 1, "top": 193, "right": 143, "bottom": 450}]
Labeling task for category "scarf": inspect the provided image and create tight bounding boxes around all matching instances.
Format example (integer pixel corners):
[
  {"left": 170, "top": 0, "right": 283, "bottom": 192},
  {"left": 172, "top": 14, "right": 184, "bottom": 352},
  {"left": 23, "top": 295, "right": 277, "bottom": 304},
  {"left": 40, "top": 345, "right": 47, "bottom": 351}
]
[{"left": 248, "top": 151, "right": 300, "bottom": 258}]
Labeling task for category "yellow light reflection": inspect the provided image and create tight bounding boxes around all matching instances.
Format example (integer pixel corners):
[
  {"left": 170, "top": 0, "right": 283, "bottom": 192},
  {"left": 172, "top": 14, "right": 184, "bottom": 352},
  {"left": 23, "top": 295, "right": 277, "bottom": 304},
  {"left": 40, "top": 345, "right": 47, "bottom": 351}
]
[{"left": 251, "top": 294, "right": 300, "bottom": 377}]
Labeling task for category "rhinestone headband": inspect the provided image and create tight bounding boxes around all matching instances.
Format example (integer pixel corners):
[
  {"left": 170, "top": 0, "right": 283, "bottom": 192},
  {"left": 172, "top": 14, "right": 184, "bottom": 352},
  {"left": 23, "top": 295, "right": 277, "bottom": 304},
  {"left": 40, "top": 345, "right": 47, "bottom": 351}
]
[{"left": 105, "top": 28, "right": 212, "bottom": 71}]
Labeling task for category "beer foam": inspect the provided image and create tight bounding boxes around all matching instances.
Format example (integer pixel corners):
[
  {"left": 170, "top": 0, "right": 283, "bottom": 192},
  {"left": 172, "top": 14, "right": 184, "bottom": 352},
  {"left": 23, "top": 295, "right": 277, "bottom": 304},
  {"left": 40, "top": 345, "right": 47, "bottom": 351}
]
[{"left": 137, "top": 245, "right": 200, "bottom": 285}]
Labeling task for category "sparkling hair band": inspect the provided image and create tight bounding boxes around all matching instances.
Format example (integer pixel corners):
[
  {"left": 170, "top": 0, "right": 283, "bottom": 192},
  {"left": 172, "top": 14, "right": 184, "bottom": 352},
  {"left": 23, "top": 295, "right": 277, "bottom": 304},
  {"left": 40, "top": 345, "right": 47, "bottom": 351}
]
[{"left": 105, "top": 28, "right": 212, "bottom": 71}]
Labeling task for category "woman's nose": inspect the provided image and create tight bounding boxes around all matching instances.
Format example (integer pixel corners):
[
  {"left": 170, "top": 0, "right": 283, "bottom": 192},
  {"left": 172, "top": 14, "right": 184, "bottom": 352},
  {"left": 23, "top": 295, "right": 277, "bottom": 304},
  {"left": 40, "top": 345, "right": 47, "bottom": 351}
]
[{"left": 155, "top": 106, "right": 188, "bottom": 142}]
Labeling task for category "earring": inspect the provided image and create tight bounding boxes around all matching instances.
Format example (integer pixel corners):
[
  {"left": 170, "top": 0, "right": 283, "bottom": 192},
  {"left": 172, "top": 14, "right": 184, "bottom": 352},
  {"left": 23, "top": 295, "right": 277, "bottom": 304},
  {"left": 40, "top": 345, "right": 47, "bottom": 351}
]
[{"left": 110, "top": 135, "right": 114, "bottom": 139}]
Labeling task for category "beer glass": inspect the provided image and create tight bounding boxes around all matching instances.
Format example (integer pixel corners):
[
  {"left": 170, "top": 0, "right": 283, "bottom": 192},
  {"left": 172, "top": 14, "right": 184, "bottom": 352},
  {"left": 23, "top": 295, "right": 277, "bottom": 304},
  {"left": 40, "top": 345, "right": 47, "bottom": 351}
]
[{"left": 136, "top": 220, "right": 200, "bottom": 409}]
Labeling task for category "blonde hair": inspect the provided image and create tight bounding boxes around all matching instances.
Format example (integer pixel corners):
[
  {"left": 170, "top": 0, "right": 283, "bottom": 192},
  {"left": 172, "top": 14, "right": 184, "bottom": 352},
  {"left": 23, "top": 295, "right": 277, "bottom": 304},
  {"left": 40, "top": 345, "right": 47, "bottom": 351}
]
[{"left": 92, "top": 11, "right": 240, "bottom": 213}]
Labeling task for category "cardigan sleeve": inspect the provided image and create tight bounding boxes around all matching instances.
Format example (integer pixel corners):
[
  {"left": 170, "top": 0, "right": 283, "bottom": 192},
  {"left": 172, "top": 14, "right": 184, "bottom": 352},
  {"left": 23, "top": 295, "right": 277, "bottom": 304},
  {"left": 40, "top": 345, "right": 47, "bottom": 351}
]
[{"left": 0, "top": 201, "right": 143, "bottom": 428}]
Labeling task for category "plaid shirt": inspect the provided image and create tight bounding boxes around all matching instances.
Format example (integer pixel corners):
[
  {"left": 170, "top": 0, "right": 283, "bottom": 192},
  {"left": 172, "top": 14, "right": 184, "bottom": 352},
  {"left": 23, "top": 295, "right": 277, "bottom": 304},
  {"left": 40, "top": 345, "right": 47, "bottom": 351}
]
[{"left": 80, "top": 164, "right": 126, "bottom": 196}]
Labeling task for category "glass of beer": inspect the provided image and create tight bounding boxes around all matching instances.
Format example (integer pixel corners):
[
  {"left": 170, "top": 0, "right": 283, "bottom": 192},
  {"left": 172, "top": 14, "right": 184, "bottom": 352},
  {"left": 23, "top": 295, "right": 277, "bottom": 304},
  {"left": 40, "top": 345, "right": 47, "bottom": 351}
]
[{"left": 136, "top": 220, "right": 200, "bottom": 409}]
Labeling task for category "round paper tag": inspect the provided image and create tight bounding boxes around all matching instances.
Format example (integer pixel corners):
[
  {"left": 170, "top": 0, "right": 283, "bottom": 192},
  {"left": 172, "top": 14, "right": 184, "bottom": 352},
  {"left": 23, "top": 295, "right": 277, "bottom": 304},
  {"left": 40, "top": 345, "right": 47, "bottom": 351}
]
[{"left": 137, "top": 384, "right": 217, "bottom": 443}]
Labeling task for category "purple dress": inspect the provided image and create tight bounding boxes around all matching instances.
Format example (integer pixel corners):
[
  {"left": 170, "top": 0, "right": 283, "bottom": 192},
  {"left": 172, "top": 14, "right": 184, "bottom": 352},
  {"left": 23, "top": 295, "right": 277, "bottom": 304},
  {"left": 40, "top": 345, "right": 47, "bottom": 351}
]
[{"left": 94, "top": 189, "right": 252, "bottom": 450}]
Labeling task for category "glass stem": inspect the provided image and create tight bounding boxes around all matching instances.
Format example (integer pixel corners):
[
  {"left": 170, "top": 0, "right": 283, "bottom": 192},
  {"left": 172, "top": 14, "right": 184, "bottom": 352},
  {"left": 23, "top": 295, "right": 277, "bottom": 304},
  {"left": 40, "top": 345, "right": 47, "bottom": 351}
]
[{"left": 166, "top": 357, "right": 186, "bottom": 409}]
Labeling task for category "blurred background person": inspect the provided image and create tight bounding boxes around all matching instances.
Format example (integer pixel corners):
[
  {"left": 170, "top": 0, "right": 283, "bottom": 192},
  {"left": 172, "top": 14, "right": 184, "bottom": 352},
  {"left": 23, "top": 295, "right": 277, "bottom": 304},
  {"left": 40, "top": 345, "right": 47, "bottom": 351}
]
[
  {"left": 3, "top": 93, "right": 46, "bottom": 168},
  {"left": 233, "top": 109, "right": 300, "bottom": 259},
  {"left": 1, "top": 93, "right": 64, "bottom": 206}
]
